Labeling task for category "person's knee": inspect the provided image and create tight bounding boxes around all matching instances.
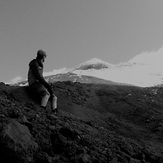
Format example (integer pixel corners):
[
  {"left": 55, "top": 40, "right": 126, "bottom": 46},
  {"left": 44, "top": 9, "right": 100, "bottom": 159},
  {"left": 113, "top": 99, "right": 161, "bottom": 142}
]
[
  {"left": 44, "top": 94, "right": 50, "bottom": 99},
  {"left": 40, "top": 90, "right": 50, "bottom": 98},
  {"left": 41, "top": 94, "right": 50, "bottom": 107},
  {"left": 54, "top": 95, "right": 57, "bottom": 101},
  {"left": 41, "top": 93, "right": 50, "bottom": 102},
  {"left": 52, "top": 95, "right": 57, "bottom": 101}
]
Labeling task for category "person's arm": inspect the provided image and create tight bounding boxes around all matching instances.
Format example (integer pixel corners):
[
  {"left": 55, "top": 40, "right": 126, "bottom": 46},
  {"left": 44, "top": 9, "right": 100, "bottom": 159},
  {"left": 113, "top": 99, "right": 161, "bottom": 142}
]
[{"left": 30, "top": 61, "right": 53, "bottom": 95}]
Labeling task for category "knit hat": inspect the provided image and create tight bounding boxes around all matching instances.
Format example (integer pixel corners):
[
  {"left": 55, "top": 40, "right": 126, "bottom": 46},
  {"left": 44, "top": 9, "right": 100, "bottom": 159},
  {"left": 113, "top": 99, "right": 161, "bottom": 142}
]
[{"left": 37, "top": 50, "right": 47, "bottom": 59}]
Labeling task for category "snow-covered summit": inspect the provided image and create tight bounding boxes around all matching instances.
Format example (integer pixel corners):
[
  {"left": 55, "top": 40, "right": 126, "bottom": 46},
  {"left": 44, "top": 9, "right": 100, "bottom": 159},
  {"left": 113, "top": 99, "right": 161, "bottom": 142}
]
[
  {"left": 72, "top": 58, "right": 113, "bottom": 71},
  {"left": 70, "top": 56, "right": 163, "bottom": 87},
  {"left": 81, "top": 58, "right": 112, "bottom": 65}
]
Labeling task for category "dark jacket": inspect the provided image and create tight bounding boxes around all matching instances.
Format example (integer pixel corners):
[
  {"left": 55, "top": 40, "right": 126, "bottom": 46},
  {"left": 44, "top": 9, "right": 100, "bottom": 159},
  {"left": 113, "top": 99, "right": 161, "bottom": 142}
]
[{"left": 28, "top": 59, "right": 53, "bottom": 95}]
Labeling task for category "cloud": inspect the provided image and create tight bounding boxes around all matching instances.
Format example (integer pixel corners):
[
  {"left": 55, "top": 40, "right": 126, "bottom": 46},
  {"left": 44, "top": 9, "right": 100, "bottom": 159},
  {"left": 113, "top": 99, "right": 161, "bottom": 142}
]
[
  {"left": 129, "top": 46, "right": 163, "bottom": 65},
  {"left": 8, "top": 76, "right": 23, "bottom": 84},
  {"left": 6, "top": 68, "right": 68, "bottom": 85},
  {"left": 43, "top": 67, "right": 68, "bottom": 76}
]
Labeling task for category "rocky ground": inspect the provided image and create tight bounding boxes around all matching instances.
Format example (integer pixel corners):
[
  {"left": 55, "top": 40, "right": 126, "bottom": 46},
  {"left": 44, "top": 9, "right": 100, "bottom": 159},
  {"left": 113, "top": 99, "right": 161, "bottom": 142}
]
[{"left": 0, "top": 81, "right": 163, "bottom": 163}]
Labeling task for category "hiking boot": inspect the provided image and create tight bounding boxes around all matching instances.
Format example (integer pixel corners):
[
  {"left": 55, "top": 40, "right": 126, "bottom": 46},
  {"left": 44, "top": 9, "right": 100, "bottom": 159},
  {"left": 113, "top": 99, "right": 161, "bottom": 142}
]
[
  {"left": 40, "top": 106, "right": 46, "bottom": 110},
  {"left": 52, "top": 108, "right": 59, "bottom": 114}
]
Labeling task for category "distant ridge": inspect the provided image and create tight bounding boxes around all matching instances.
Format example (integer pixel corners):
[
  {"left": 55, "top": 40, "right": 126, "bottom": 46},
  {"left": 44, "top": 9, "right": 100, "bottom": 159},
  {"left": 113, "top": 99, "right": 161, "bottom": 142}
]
[
  {"left": 11, "top": 57, "right": 163, "bottom": 87},
  {"left": 71, "top": 58, "right": 113, "bottom": 71}
]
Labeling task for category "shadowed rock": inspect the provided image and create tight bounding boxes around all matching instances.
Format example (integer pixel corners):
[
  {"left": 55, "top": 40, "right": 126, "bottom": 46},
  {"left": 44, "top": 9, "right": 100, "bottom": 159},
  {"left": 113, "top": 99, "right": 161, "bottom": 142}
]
[
  {"left": 0, "top": 81, "right": 163, "bottom": 162},
  {"left": 0, "top": 120, "right": 38, "bottom": 163}
]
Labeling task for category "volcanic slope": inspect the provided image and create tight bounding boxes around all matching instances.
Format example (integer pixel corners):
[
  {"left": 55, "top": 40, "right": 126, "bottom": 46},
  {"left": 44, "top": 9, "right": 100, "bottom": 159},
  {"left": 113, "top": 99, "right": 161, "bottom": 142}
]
[{"left": 0, "top": 81, "right": 163, "bottom": 162}]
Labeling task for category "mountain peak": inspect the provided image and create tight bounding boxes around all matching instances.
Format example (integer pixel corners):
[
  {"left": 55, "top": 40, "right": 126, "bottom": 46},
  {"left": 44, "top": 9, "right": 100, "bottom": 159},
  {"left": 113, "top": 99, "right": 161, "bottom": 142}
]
[
  {"left": 85, "top": 58, "right": 105, "bottom": 63},
  {"left": 73, "top": 58, "right": 112, "bottom": 71},
  {"left": 84, "top": 58, "right": 111, "bottom": 65}
]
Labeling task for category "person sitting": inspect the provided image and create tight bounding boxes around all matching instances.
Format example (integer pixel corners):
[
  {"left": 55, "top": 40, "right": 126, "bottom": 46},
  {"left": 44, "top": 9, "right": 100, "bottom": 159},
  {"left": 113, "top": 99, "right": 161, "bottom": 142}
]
[{"left": 28, "top": 49, "right": 58, "bottom": 114}]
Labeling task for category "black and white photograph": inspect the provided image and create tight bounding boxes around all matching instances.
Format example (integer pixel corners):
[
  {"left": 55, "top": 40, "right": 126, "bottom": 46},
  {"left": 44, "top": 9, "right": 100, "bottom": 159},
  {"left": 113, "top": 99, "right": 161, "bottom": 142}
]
[{"left": 0, "top": 0, "right": 163, "bottom": 162}]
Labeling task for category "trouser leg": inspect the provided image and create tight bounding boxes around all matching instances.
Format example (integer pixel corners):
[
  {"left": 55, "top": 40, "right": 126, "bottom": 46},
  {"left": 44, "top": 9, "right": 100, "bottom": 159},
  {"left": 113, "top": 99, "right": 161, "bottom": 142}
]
[
  {"left": 41, "top": 94, "right": 50, "bottom": 107},
  {"left": 51, "top": 95, "right": 57, "bottom": 110}
]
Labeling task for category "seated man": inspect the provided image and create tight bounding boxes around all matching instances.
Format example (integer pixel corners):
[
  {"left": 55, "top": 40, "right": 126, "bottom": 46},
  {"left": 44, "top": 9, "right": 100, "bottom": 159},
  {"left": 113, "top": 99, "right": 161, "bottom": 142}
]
[{"left": 28, "top": 49, "right": 58, "bottom": 113}]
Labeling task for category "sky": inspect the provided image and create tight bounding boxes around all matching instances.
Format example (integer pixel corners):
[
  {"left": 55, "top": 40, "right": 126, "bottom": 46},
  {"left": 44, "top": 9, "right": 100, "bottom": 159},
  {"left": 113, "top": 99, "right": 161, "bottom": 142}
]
[{"left": 1, "top": 0, "right": 163, "bottom": 83}]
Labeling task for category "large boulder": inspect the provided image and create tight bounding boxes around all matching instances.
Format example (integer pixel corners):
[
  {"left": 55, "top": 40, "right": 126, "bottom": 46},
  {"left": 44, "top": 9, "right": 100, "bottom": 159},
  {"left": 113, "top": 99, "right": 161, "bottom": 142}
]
[{"left": 0, "top": 120, "right": 38, "bottom": 163}]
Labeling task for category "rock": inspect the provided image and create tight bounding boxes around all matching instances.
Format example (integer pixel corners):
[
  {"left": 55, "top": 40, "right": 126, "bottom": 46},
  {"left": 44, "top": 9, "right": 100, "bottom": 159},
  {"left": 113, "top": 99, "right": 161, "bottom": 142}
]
[
  {"left": 59, "top": 127, "right": 78, "bottom": 140},
  {"left": 109, "top": 158, "right": 118, "bottom": 163},
  {"left": 51, "top": 133, "right": 66, "bottom": 154},
  {"left": 0, "top": 120, "right": 38, "bottom": 163},
  {"left": 0, "top": 82, "right": 6, "bottom": 86},
  {"left": 81, "top": 154, "right": 92, "bottom": 163},
  {"left": 21, "top": 115, "right": 33, "bottom": 130},
  {"left": 8, "top": 109, "right": 20, "bottom": 118},
  {"left": 1, "top": 81, "right": 163, "bottom": 162}
]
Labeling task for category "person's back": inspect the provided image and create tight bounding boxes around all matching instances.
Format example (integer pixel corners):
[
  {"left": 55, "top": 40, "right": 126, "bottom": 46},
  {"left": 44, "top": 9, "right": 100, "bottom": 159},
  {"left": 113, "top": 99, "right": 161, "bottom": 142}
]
[{"left": 28, "top": 59, "right": 43, "bottom": 86}]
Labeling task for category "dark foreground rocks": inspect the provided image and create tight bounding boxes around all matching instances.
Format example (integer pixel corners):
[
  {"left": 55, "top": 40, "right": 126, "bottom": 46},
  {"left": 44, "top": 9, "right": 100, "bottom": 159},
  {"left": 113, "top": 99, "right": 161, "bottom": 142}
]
[
  {"left": 0, "top": 120, "right": 38, "bottom": 163},
  {"left": 0, "top": 81, "right": 163, "bottom": 162}
]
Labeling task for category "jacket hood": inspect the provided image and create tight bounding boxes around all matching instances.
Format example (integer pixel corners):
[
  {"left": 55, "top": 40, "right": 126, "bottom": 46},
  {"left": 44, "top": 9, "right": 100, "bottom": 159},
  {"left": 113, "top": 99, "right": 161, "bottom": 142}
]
[{"left": 29, "top": 59, "right": 36, "bottom": 67}]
